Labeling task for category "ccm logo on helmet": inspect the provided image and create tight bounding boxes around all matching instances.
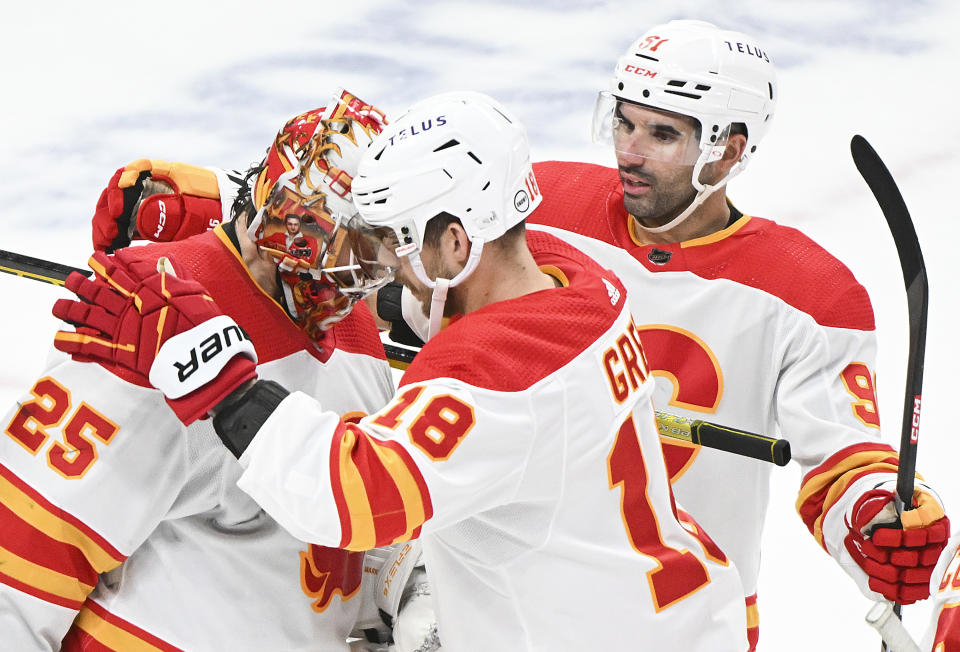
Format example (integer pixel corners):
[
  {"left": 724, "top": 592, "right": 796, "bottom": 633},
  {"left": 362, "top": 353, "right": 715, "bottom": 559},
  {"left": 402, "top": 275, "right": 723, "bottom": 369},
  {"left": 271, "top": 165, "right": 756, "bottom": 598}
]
[
  {"left": 624, "top": 65, "right": 657, "bottom": 78},
  {"left": 387, "top": 115, "right": 448, "bottom": 146},
  {"left": 174, "top": 324, "right": 252, "bottom": 382}
]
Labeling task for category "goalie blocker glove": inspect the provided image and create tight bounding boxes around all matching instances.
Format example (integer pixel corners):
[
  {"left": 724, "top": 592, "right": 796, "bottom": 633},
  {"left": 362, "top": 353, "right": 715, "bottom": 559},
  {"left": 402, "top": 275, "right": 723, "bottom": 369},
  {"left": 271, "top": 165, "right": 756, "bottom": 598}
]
[
  {"left": 92, "top": 159, "right": 226, "bottom": 253},
  {"left": 52, "top": 250, "right": 257, "bottom": 425}
]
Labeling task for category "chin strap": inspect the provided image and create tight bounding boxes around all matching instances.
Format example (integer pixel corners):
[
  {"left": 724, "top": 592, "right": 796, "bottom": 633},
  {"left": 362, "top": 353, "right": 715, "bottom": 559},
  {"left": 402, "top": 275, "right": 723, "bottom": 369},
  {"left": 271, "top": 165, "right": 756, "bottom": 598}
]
[
  {"left": 427, "top": 277, "right": 449, "bottom": 341},
  {"left": 408, "top": 238, "right": 485, "bottom": 341},
  {"left": 638, "top": 182, "right": 724, "bottom": 234},
  {"left": 635, "top": 150, "right": 747, "bottom": 235}
]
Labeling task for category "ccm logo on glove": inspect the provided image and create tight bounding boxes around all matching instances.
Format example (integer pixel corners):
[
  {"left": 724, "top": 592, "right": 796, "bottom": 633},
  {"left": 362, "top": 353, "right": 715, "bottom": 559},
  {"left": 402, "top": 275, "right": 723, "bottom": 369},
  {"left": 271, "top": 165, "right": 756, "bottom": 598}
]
[
  {"left": 150, "top": 315, "right": 255, "bottom": 399},
  {"left": 154, "top": 199, "right": 167, "bottom": 239}
]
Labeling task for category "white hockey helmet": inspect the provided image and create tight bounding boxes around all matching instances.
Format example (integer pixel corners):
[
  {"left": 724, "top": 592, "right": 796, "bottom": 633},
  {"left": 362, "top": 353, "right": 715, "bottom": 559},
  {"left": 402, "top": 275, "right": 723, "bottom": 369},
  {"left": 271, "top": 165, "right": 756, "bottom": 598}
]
[
  {"left": 352, "top": 90, "right": 539, "bottom": 261},
  {"left": 595, "top": 19, "right": 776, "bottom": 166},
  {"left": 350, "top": 90, "right": 540, "bottom": 338},
  {"left": 592, "top": 20, "right": 777, "bottom": 232}
]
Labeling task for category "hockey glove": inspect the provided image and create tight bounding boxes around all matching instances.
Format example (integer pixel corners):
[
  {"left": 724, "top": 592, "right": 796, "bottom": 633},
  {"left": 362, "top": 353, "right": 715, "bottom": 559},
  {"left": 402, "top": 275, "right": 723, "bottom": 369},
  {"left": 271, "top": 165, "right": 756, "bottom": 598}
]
[
  {"left": 52, "top": 250, "right": 257, "bottom": 425},
  {"left": 845, "top": 486, "right": 950, "bottom": 604},
  {"left": 92, "top": 159, "right": 224, "bottom": 253}
]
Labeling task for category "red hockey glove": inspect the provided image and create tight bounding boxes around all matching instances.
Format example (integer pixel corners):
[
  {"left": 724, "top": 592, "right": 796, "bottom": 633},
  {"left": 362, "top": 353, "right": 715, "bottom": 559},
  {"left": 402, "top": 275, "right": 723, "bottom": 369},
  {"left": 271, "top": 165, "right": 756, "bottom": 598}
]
[
  {"left": 52, "top": 250, "right": 257, "bottom": 425},
  {"left": 845, "top": 486, "right": 950, "bottom": 604},
  {"left": 91, "top": 159, "right": 224, "bottom": 253}
]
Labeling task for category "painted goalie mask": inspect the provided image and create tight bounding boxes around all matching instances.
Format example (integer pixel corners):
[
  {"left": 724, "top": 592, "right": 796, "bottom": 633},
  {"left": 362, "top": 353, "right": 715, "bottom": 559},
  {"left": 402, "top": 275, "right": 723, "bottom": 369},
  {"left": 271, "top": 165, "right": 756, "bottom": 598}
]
[{"left": 246, "top": 89, "right": 392, "bottom": 339}]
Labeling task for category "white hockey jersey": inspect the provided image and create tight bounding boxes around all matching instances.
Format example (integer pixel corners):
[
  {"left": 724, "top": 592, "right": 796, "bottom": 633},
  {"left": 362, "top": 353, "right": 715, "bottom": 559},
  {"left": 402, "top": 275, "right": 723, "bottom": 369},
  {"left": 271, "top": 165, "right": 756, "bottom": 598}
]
[
  {"left": 0, "top": 226, "right": 395, "bottom": 651},
  {"left": 236, "top": 232, "right": 749, "bottom": 651},
  {"left": 923, "top": 531, "right": 960, "bottom": 651},
  {"left": 526, "top": 160, "right": 906, "bottom": 644}
]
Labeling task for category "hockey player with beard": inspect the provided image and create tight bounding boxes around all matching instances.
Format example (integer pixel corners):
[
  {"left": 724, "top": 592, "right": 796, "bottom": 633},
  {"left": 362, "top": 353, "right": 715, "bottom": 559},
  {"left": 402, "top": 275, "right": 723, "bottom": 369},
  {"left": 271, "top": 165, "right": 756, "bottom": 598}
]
[
  {"left": 0, "top": 89, "right": 397, "bottom": 650},
  {"left": 51, "top": 91, "right": 752, "bottom": 651},
  {"left": 519, "top": 19, "right": 950, "bottom": 649}
]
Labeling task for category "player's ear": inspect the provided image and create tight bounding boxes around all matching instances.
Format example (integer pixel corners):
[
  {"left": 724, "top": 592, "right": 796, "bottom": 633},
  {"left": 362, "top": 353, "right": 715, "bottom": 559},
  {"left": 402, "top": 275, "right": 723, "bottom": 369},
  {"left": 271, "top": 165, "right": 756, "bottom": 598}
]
[
  {"left": 701, "top": 130, "right": 748, "bottom": 185},
  {"left": 445, "top": 221, "right": 471, "bottom": 265},
  {"left": 721, "top": 131, "right": 748, "bottom": 167}
]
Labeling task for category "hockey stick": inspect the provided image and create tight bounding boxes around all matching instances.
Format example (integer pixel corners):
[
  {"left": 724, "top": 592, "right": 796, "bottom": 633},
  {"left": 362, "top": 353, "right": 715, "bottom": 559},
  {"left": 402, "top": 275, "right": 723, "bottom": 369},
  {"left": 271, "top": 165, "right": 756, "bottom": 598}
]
[
  {"left": 0, "top": 247, "right": 791, "bottom": 466},
  {"left": 850, "top": 135, "right": 928, "bottom": 649},
  {"left": 865, "top": 601, "right": 920, "bottom": 652},
  {"left": 654, "top": 411, "right": 790, "bottom": 466},
  {"left": 0, "top": 249, "right": 92, "bottom": 286}
]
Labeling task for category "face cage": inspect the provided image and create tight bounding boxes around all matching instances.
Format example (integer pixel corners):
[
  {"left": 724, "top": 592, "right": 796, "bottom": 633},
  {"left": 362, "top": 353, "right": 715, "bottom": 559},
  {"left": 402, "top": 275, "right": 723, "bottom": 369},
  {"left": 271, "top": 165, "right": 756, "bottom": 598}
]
[{"left": 250, "top": 183, "right": 395, "bottom": 298}]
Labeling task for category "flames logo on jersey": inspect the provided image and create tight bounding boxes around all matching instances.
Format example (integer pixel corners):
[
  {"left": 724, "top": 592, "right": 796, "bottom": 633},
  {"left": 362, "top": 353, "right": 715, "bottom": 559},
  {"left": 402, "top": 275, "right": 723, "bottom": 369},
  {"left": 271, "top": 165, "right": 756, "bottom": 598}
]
[{"left": 299, "top": 544, "right": 365, "bottom": 612}]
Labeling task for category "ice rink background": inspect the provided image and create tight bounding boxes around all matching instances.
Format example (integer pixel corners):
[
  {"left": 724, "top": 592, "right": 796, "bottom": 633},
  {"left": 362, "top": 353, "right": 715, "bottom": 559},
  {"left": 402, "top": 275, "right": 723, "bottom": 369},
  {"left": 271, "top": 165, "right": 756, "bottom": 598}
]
[{"left": 1, "top": 1, "right": 957, "bottom": 649}]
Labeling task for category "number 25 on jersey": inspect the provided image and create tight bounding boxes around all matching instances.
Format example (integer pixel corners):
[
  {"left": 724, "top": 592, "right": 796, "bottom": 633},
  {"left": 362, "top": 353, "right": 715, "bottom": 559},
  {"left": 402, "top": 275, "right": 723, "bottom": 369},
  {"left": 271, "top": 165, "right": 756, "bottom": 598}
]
[{"left": 5, "top": 377, "right": 118, "bottom": 479}]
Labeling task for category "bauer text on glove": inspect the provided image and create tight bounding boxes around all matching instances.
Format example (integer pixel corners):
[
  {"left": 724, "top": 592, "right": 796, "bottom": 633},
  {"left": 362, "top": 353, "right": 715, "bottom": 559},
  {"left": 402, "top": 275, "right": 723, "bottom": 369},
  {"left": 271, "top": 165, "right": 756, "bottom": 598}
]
[{"left": 52, "top": 250, "right": 257, "bottom": 424}]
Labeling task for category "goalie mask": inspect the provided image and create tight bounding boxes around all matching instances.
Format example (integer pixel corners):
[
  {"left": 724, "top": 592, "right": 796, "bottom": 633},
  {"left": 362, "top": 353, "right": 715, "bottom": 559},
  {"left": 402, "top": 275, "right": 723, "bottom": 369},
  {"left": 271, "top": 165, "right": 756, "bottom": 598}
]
[{"left": 246, "top": 89, "right": 391, "bottom": 339}]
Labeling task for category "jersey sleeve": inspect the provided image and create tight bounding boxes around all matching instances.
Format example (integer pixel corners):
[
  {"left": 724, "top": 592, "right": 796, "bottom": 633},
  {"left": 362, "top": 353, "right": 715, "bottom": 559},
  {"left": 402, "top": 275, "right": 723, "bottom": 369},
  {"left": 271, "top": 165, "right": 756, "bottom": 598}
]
[
  {"left": 237, "top": 379, "right": 537, "bottom": 552},
  {"left": 923, "top": 531, "right": 960, "bottom": 651},
  {"left": 0, "top": 352, "right": 192, "bottom": 650},
  {"left": 778, "top": 308, "right": 927, "bottom": 599}
]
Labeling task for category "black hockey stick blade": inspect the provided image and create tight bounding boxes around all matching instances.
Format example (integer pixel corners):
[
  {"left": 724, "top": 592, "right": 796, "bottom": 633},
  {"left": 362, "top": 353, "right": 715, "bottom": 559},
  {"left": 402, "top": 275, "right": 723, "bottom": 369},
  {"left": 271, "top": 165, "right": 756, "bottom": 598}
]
[
  {"left": 0, "top": 249, "right": 91, "bottom": 286},
  {"left": 850, "top": 135, "right": 928, "bottom": 509}
]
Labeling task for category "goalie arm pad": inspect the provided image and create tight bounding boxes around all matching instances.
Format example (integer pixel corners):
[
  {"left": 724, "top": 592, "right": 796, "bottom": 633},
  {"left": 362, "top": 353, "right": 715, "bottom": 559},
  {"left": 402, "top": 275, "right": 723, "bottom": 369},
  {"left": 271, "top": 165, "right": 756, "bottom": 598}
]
[
  {"left": 350, "top": 540, "right": 442, "bottom": 652},
  {"left": 377, "top": 540, "right": 441, "bottom": 652}
]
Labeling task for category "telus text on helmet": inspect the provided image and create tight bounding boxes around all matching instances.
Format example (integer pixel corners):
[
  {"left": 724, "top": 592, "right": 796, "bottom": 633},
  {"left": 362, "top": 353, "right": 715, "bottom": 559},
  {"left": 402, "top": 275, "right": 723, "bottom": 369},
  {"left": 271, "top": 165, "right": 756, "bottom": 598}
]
[
  {"left": 387, "top": 116, "right": 448, "bottom": 147},
  {"left": 723, "top": 41, "right": 770, "bottom": 63}
]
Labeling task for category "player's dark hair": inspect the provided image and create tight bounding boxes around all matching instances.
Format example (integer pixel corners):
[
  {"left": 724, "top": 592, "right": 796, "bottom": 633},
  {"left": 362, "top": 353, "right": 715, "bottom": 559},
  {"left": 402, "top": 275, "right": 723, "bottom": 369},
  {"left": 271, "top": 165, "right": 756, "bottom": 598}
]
[
  {"left": 230, "top": 162, "right": 265, "bottom": 222},
  {"left": 423, "top": 212, "right": 526, "bottom": 251}
]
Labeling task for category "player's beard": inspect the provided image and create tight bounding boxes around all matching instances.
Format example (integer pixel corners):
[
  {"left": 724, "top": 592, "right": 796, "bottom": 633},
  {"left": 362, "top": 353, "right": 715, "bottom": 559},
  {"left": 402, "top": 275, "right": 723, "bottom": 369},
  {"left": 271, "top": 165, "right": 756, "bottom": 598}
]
[
  {"left": 394, "top": 255, "right": 463, "bottom": 320},
  {"left": 619, "top": 162, "right": 698, "bottom": 228}
]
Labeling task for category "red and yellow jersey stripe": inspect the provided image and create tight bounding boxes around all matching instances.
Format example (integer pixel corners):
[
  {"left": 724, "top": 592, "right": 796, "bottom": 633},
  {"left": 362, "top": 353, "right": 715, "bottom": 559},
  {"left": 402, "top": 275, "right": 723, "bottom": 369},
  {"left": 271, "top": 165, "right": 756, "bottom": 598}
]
[
  {"left": 328, "top": 421, "right": 433, "bottom": 551},
  {"left": 61, "top": 599, "right": 183, "bottom": 651},
  {"left": 0, "top": 464, "right": 125, "bottom": 609},
  {"left": 745, "top": 593, "right": 759, "bottom": 651},
  {"left": 795, "top": 442, "right": 900, "bottom": 548}
]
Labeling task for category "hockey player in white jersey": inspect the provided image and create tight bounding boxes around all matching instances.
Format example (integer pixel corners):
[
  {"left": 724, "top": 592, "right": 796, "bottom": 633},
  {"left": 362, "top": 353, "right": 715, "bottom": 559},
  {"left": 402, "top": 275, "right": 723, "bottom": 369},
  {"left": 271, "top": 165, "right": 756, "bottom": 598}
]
[
  {"left": 52, "top": 91, "right": 751, "bottom": 651},
  {"left": 0, "top": 89, "right": 397, "bottom": 651},
  {"left": 520, "top": 19, "right": 950, "bottom": 649},
  {"left": 921, "top": 532, "right": 960, "bottom": 650}
]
